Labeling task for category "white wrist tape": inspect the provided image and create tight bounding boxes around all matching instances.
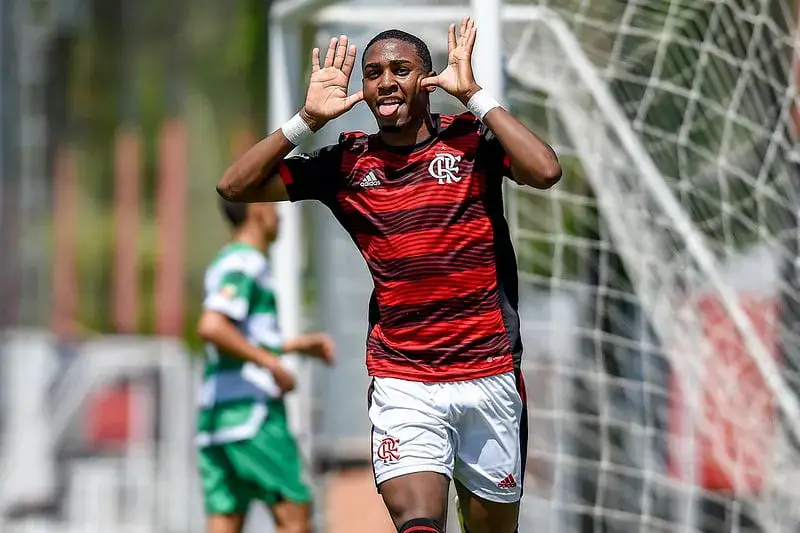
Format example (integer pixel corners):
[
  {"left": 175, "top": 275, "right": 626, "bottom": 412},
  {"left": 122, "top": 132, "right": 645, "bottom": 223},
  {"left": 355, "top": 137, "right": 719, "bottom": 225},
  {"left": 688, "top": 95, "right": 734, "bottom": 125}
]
[
  {"left": 281, "top": 113, "right": 315, "bottom": 146},
  {"left": 466, "top": 90, "right": 501, "bottom": 121}
]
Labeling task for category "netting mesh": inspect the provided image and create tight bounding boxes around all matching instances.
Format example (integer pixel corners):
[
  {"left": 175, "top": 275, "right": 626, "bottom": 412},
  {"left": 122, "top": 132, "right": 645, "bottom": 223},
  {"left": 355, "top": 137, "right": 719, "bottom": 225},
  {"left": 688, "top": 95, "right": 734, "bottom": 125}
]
[{"left": 502, "top": 1, "right": 800, "bottom": 532}]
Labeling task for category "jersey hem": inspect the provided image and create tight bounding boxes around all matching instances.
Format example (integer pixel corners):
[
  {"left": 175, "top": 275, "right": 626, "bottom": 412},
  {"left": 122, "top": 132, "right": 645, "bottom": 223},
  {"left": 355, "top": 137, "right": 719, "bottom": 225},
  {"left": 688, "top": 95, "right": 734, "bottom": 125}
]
[{"left": 366, "top": 356, "right": 514, "bottom": 383}]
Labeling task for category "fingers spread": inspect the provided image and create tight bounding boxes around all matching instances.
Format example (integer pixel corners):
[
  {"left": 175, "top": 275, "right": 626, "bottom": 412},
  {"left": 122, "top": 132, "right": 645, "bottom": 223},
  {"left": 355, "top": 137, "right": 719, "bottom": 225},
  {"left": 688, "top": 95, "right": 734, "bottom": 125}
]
[
  {"left": 311, "top": 47, "right": 321, "bottom": 73},
  {"left": 333, "top": 35, "right": 348, "bottom": 70},
  {"left": 342, "top": 44, "right": 357, "bottom": 77},
  {"left": 324, "top": 37, "right": 337, "bottom": 68},
  {"left": 466, "top": 20, "right": 477, "bottom": 52}
]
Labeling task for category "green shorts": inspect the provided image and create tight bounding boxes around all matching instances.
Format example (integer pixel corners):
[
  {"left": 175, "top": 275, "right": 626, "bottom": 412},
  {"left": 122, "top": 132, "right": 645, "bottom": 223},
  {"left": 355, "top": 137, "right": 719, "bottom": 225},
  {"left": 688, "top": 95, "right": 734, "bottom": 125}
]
[{"left": 197, "top": 405, "right": 312, "bottom": 515}]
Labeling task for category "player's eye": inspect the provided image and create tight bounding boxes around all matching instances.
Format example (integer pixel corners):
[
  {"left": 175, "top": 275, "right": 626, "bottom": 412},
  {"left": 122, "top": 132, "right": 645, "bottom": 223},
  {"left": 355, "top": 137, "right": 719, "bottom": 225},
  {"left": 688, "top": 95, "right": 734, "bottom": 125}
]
[{"left": 395, "top": 67, "right": 410, "bottom": 76}]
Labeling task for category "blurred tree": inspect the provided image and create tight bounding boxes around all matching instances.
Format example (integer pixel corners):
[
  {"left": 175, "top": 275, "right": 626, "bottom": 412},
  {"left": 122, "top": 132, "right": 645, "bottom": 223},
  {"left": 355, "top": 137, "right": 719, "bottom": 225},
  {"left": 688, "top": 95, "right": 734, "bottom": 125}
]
[{"left": 60, "top": 0, "right": 272, "bottom": 342}]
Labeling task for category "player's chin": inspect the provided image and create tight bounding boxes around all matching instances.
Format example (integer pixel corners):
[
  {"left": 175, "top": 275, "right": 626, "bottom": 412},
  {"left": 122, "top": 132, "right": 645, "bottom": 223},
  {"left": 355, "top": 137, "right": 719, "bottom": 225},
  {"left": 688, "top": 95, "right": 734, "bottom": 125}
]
[
  {"left": 376, "top": 112, "right": 414, "bottom": 130},
  {"left": 375, "top": 118, "right": 400, "bottom": 129},
  {"left": 374, "top": 114, "right": 401, "bottom": 129}
]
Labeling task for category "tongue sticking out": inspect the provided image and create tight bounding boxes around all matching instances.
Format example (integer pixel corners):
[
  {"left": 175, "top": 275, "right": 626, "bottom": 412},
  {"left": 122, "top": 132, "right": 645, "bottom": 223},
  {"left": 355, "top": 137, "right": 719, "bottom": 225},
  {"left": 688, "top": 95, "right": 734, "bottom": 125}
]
[{"left": 378, "top": 103, "right": 401, "bottom": 117}]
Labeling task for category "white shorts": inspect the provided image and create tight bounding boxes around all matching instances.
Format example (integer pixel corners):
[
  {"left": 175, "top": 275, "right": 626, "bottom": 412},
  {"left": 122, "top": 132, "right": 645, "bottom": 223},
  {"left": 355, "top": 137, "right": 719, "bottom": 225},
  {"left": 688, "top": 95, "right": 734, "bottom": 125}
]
[{"left": 368, "top": 370, "right": 528, "bottom": 504}]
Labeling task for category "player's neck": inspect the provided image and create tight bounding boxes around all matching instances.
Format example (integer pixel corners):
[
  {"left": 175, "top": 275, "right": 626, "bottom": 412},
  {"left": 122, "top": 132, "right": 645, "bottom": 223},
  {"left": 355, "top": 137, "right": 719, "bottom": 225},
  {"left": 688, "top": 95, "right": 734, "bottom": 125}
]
[
  {"left": 379, "top": 114, "right": 434, "bottom": 147},
  {"left": 232, "top": 228, "right": 267, "bottom": 253}
]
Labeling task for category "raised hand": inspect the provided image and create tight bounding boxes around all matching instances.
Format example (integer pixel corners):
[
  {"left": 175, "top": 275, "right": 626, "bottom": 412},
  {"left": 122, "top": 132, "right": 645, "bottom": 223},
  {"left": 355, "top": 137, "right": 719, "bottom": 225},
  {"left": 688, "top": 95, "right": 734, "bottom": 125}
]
[
  {"left": 300, "top": 35, "right": 364, "bottom": 131},
  {"left": 421, "top": 17, "right": 482, "bottom": 105}
]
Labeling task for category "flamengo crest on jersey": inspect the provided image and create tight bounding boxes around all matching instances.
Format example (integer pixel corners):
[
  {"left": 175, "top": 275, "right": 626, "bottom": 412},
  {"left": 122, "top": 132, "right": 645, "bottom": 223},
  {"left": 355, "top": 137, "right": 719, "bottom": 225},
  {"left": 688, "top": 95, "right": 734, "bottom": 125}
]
[{"left": 429, "top": 153, "right": 462, "bottom": 184}]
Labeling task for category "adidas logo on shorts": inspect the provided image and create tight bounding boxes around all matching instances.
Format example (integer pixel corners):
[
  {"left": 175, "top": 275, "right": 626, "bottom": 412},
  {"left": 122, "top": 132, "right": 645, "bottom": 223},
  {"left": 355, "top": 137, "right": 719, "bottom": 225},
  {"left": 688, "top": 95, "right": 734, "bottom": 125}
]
[
  {"left": 359, "top": 170, "right": 381, "bottom": 188},
  {"left": 498, "top": 473, "right": 517, "bottom": 489}
]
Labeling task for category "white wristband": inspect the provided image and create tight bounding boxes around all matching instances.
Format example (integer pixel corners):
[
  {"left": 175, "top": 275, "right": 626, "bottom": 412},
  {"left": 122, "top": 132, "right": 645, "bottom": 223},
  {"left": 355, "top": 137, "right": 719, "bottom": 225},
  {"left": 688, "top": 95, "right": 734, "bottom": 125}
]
[
  {"left": 281, "top": 113, "right": 315, "bottom": 146},
  {"left": 466, "top": 90, "right": 501, "bottom": 121}
]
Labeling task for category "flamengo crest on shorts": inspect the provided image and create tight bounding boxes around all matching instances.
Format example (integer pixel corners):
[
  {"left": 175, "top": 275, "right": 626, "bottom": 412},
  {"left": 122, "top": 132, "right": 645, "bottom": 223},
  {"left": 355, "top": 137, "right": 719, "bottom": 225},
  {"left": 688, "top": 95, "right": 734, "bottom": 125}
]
[
  {"left": 376, "top": 436, "right": 400, "bottom": 464},
  {"left": 278, "top": 113, "right": 524, "bottom": 382}
]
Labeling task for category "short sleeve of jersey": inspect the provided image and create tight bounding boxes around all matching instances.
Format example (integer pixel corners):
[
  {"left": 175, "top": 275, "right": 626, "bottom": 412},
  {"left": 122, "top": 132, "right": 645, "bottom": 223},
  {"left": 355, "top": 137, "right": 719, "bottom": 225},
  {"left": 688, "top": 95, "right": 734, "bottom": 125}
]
[
  {"left": 203, "top": 270, "right": 256, "bottom": 322},
  {"left": 276, "top": 143, "right": 345, "bottom": 204},
  {"left": 478, "top": 126, "right": 513, "bottom": 180}
]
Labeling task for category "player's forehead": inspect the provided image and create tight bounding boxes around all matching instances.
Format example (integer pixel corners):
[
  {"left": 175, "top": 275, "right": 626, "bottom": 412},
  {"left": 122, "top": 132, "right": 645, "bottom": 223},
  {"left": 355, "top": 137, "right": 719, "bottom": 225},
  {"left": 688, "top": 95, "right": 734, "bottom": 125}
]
[{"left": 363, "top": 39, "right": 422, "bottom": 68}]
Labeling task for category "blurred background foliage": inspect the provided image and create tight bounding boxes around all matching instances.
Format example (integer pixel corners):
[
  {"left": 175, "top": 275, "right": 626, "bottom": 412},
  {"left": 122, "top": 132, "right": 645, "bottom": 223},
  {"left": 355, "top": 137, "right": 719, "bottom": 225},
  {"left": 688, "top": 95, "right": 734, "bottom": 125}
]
[{"left": 59, "top": 0, "right": 270, "bottom": 345}]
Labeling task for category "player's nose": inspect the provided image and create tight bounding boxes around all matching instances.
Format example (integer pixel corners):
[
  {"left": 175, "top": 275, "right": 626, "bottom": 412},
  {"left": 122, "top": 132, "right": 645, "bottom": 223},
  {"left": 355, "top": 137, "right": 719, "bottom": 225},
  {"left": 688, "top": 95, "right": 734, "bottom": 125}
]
[{"left": 378, "top": 71, "right": 397, "bottom": 91}]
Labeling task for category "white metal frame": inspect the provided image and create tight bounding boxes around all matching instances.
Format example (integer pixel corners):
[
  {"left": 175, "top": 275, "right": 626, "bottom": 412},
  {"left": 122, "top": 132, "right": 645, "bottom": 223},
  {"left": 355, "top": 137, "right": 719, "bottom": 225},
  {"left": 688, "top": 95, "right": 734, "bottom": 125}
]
[
  {"left": 0, "top": 332, "right": 196, "bottom": 533},
  {"left": 267, "top": 5, "right": 308, "bottom": 463}
]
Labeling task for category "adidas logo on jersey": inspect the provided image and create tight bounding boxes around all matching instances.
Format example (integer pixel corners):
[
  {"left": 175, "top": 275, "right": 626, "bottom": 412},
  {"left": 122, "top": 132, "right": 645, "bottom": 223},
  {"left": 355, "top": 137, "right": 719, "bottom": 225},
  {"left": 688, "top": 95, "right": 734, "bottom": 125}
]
[
  {"left": 498, "top": 474, "right": 517, "bottom": 489},
  {"left": 359, "top": 171, "right": 381, "bottom": 188}
]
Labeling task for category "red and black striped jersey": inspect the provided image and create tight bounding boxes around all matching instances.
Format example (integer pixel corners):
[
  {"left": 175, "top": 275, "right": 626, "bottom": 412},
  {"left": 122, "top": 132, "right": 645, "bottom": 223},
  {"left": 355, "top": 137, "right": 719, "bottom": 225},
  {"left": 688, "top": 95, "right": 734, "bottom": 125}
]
[{"left": 278, "top": 113, "right": 522, "bottom": 382}]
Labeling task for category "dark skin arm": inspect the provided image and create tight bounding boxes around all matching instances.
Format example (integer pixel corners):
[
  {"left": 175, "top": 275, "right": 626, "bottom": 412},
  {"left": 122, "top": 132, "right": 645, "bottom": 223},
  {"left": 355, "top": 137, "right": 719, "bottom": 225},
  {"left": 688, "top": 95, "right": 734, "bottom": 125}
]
[
  {"left": 216, "top": 132, "right": 294, "bottom": 202},
  {"left": 421, "top": 18, "right": 562, "bottom": 189},
  {"left": 217, "top": 36, "right": 363, "bottom": 203},
  {"left": 197, "top": 310, "right": 296, "bottom": 393},
  {"left": 480, "top": 105, "right": 561, "bottom": 189}
]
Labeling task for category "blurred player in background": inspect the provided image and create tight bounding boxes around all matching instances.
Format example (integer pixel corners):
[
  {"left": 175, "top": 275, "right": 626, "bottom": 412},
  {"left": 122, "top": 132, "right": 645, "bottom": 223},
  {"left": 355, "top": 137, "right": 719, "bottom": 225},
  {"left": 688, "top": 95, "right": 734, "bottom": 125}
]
[
  {"left": 195, "top": 200, "right": 335, "bottom": 533},
  {"left": 216, "top": 17, "right": 560, "bottom": 533}
]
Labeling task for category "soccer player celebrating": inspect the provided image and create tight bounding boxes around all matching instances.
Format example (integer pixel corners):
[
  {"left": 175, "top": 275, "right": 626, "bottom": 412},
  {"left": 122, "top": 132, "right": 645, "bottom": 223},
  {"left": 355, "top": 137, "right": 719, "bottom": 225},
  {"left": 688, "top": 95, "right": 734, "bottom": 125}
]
[
  {"left": 216, "top": 17, "right": 561, "bottom": 533},
  {"left": 196, "top": 200, "right": 334, "bottom": 533}
]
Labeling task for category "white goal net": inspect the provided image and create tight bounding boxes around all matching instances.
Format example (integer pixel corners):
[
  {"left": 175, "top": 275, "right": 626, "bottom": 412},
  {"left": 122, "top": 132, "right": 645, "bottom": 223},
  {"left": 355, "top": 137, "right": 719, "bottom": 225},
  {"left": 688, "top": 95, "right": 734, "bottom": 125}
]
[
  {"left": 284, "top": 1, "right": 800, "bottom": 532},
  {"left": 504, "top": 2, "right": 800, "bottom": 533}
]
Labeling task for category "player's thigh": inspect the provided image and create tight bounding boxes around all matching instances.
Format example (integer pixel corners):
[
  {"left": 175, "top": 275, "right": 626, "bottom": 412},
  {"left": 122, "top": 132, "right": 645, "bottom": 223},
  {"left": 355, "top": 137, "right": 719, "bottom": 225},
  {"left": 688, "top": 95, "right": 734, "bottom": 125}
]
[
  {"left": 206, "top": 513, "right": 245, "bottom": 533},
  {"left": 198, "top": 444, "right": 251, "bottom": 518},
  {"left": 453, "top": 371, "right": 526, "bottom": 510},
  {"left": 271, "top": 500, "right": 312, "bottom": 533},
  {"left": 369, "top": 377, "right": 454, "bottom": 526},
  {"left": 454, "top": 479, "right": 519, "bottom": 533},
  {"left": 379, "top": 471, "right": 450, "bottom": 528}
]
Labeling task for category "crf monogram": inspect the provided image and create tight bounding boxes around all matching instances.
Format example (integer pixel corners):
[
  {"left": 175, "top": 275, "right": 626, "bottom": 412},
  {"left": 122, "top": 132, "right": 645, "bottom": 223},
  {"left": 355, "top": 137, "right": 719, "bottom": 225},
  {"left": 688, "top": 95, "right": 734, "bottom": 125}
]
[
  {"left": 428, "top": 153, "right": 462, "bottom": 184},
  {"left": 376, "top": 436, "right": 400, "bottom": 463}
]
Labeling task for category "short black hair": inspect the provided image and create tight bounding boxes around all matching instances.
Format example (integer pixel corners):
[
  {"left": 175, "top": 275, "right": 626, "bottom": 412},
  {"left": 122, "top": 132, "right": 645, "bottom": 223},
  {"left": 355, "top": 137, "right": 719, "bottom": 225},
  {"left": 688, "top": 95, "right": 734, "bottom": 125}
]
[
  {"left": 363, "top": 29, "right": 433, "bottom": 73},
  {"left": 219, "top": 197, "right": 248, "bottom": 228}
]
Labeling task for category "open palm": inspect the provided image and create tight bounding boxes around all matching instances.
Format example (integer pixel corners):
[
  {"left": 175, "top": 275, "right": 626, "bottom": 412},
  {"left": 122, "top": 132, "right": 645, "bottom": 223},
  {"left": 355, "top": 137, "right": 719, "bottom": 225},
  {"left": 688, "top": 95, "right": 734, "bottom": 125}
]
[
  {"left": 303, "top": 36, "right": 364, "bottom": 127},
  {"left": 421, "top": 17, "right": 480, "bottom": 102}
]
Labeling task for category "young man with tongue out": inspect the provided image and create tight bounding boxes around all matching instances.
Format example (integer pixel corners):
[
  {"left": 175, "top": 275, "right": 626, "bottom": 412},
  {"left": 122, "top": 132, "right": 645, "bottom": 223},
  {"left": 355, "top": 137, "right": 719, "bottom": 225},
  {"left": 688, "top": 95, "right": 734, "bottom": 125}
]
[{"left": 217, "top": 17, "right": 561, "bottom": 533}]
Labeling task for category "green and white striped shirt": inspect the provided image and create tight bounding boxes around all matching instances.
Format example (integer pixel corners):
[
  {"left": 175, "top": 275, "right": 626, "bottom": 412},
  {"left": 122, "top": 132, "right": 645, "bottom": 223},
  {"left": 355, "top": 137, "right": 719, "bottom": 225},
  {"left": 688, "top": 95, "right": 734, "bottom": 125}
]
[{"left": 196, "top": 242, "right": 284, "bottom": 447}]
